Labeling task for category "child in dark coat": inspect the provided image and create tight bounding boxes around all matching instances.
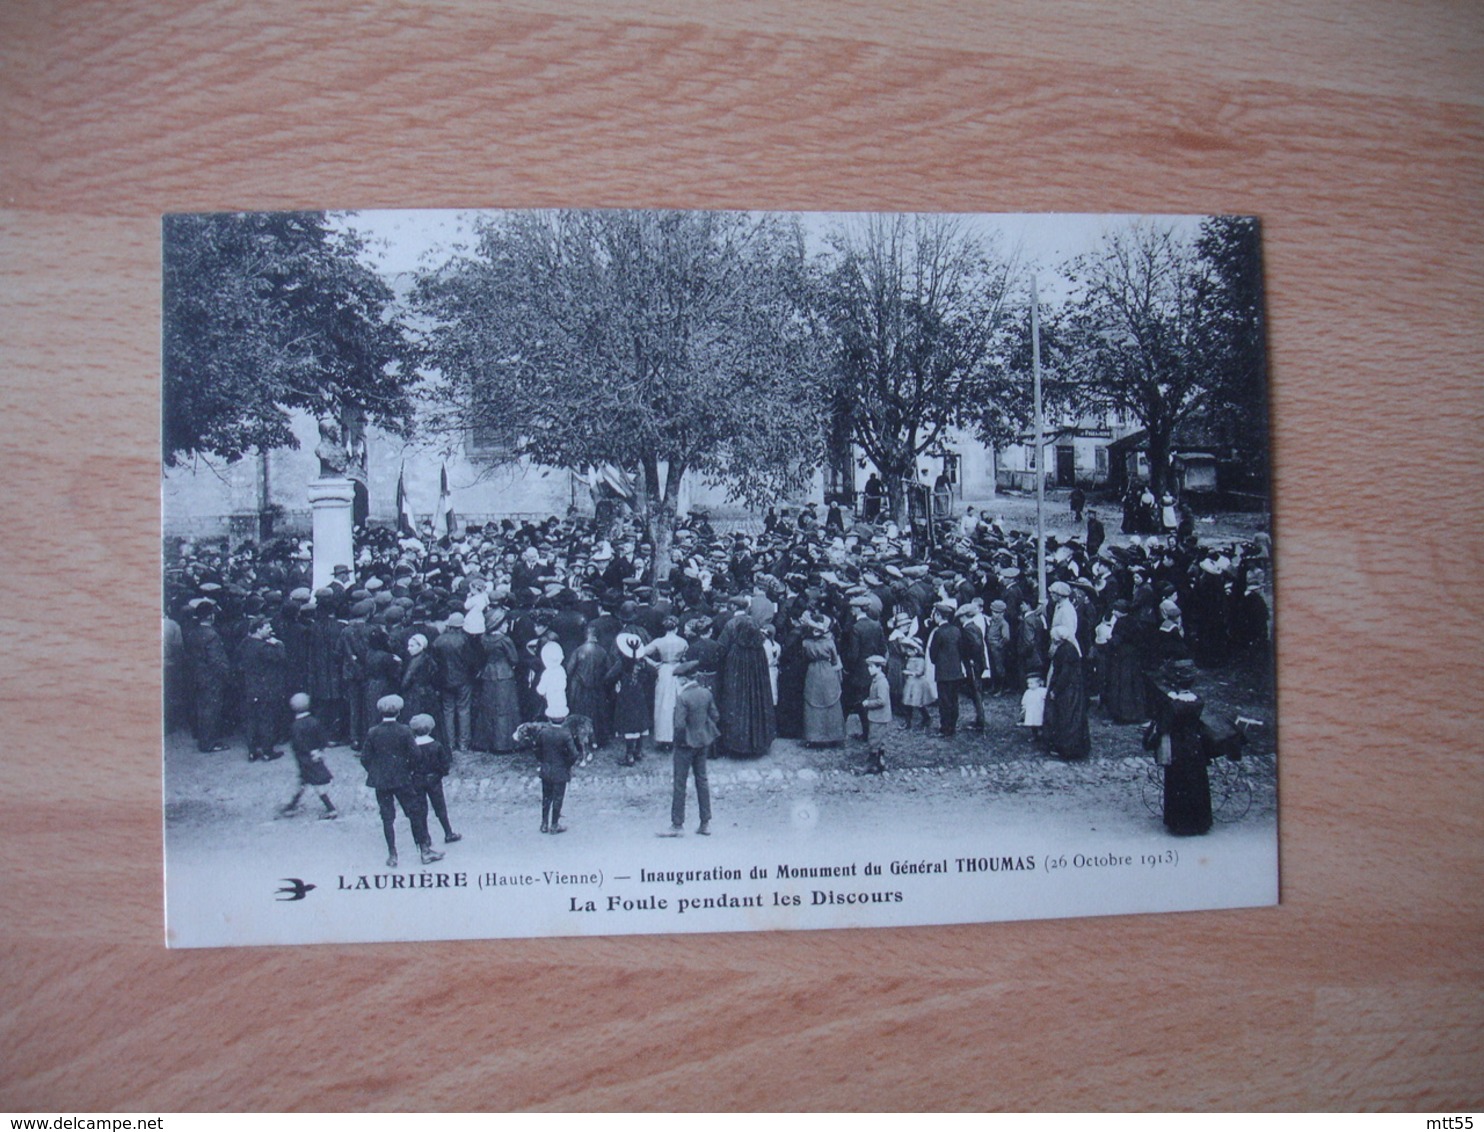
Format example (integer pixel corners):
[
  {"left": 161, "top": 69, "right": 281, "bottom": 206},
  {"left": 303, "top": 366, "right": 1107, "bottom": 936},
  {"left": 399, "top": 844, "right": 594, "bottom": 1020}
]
[
  {"left": 528, "top": 718, "right": 580, "bottom": 834},
  {"left": 279, "top": 692, "right": 337, "bottom": 819}
]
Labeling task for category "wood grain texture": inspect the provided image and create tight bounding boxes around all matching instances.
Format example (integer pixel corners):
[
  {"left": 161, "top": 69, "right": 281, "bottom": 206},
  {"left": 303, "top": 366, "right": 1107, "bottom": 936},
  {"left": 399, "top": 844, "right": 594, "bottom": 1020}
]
[{"left": 1, "top": 0, "right": 1480, "bottom": 1111}]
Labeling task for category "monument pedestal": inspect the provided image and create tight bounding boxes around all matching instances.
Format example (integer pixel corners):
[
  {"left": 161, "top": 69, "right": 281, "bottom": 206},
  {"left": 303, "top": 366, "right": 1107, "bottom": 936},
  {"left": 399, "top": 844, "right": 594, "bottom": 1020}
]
[{"left": 307, "top": 477, "right": 356, "bottom": 592}]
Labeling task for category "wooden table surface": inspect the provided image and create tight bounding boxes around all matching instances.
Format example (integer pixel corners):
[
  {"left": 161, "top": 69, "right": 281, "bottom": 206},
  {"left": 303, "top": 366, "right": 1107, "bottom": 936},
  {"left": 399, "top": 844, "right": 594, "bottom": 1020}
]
[{"left": 2, "top": 0, "right": 1480, "bottom": 1112}]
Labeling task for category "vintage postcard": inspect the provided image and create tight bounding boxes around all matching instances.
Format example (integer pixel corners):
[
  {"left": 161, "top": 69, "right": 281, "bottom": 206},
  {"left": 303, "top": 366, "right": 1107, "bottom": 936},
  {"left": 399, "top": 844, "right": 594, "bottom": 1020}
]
[{"left": 162, "top": 208, "right": 1277, "bottom": 947}]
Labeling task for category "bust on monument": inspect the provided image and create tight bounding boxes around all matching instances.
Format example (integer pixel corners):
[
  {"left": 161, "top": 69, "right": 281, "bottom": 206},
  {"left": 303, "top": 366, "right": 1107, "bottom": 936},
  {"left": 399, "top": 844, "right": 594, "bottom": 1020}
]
[{"left": 315, "top": 418, "right": 350, "bottom": 479}]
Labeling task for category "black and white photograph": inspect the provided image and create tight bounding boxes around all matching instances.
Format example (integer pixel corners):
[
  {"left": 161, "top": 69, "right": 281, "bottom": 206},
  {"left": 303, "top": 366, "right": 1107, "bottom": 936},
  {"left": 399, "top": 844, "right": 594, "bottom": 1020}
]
[{"left": 161, "top": 208, "right": 1278, "bottom": 948}]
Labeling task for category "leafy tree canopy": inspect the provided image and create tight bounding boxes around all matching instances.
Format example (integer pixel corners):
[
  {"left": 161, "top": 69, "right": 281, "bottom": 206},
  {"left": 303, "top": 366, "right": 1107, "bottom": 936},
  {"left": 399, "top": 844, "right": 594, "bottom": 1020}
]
[
  {"left": 162, "top": 211, "right": 417, "bottom": 467},
  {"left": 818, "top": 214, "right": 1020, "bottom": 521},
  {"left": 414, "top": 209, "right": 828, "bottom": 567},
  {"left": 1038, "top": 217, "right": 1269, "bottom": 494}
]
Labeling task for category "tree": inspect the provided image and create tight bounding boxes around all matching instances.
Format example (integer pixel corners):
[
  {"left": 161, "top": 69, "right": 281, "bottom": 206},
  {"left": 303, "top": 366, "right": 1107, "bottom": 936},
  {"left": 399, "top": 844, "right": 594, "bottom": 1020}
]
[
  {"left": 1056, "top": 222, "right": 1213, "bottom": 494},
  {"left": 413, "top": 209, "right": 828, "bottom": 576},
  {"left": 1194, "top": 215, "right": 1269, "bottom": 492},
  {"left": 162, "top": 211, "right": 416, "bottom": 467},
  {"left": 819, "top": 214, "right": 1019, "bottom": 525}
]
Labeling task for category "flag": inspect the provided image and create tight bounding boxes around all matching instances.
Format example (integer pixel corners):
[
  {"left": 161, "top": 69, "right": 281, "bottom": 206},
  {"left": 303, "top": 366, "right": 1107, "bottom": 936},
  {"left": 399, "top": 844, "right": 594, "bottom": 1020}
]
[
  {"left": 395, "top": 464, "right": 416, "bottom": 536},
  {"left": 437, "top": 464, "right": 456, "bottom": 536},
  {"left": 599, "top": 463, "right": 635, "bottom": 501}
]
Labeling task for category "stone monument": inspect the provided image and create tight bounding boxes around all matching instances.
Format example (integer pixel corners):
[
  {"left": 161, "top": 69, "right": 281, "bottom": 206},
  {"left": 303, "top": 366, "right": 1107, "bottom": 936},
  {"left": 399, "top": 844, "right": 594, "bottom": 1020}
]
[{"left": 308, "top": 418, "right": 355, "bottom": 591}]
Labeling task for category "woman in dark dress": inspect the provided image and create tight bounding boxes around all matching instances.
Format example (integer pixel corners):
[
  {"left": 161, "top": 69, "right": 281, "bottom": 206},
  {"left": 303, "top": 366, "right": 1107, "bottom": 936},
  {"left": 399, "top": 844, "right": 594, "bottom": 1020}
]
[
  {"left": 362, "top": 630, "right": 402, "bottom": 744},
  {"left": 1044, "top": 624, "right": 1091, "bottom": 760},
  {"left": 1146, "top": 664, "right": 1212, "bottom": 836},
  {"left": 473, "top": 614, "right": 521, "bottom": 753},
  {"left": 566, "top": 624, "right": 618, "bottom": 748},
  {"left": 1150, "top": 599, "right": 1190, "bottom": 668},
  {"left": 774, "top": 625, "right": 808, "bottom": 740},
  {"left": 612, "top": 632, "right": 651, "bottom": 766},
  {"left": 399, "top": 633, "right": 440, "bottom": 731},
  {"left": 718, "top": 616, "right": 776, "bottom": 758},
  {"left": 1101, "top": 602, "right": 1147, "bottom": 723},
  {"left": 309, "top": 601, "right": 347, "bottom": 741}
]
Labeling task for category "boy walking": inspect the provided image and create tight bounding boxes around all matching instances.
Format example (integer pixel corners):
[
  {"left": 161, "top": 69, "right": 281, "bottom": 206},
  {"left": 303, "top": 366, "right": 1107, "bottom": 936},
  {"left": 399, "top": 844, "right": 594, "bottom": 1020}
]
[{"left": 279, "top": 692, "right": 337, "bottom": 819}]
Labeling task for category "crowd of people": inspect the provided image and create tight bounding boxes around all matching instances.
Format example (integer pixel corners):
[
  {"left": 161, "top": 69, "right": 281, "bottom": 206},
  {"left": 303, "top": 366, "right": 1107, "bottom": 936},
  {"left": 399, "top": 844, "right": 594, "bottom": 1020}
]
[{"left": 164, "top": 491, "right": 1272, "bottom": 845}]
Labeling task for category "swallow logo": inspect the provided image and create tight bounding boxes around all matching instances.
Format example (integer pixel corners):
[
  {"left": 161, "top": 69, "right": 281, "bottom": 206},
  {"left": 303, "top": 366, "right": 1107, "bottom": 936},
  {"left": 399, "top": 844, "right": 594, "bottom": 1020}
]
[{"left": 276, "top": 878, "right": 316, "bottom": 901}]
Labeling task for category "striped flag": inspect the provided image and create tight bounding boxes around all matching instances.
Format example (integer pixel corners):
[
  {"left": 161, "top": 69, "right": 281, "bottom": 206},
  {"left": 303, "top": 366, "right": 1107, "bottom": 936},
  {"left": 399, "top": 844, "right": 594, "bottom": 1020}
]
[
  {"left": 437, "top": 463, "right": 456, "bottom": 536},
  {"left": 395, "top": 464, "right": 416, "bottom": 536}
]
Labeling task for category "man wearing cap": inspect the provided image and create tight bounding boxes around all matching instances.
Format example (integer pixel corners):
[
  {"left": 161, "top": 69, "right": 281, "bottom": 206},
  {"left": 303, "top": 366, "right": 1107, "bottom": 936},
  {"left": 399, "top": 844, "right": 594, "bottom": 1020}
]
[
  {"left": 985, "top": 599, "right": 1012, "bottom": 695},
  {"left": 432, "top": 612, "right": 479, "bottom": 753},
  {"left": 661, "top": 661, "right": 718, "bottom": 836},
  {"left": 841, "top": 596, "right": 887, "bottom": 740},
  {"left": 360, "top": 694, "right": 443, "bottom": 867},
  {"left": 927, "top": 601, "right": 965, "bottom": 737},
  {"left": 956, "top": 603, "right": 988, "bottom": 731}
]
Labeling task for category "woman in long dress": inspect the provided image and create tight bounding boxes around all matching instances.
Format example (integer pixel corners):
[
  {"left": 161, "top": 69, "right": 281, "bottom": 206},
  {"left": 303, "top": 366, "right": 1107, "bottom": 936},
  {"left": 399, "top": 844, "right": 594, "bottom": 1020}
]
[
  {"left": 1146, "top": 664, "right": 1212, "bottom": 836},
  {"left": 719, "top": 615, "right": 776, "bottom": 758},
  {"left": 774, "top": 625, "right": 808, "bottom": 739},
  {"left": 895, "top": 629, "right": 936, "bottom": 730},
  {"left": 801, "top": 619, "right": 846, "bottom": 747},
  {"left": 1044, "top": 623, "right": 1091, "bottom": 760},
  {"left": 566, "top": 625, "right": 617, "bottom": 748},
  {"left": 399, "top": 633, "right": 440, "bottom": 732},
  {"left": 612, "top": 632, "right": 651, "bottom": 766},
  {"left": 641, "top": 617, "right": 687, "bottom": 749},
  {"left": 1100, "top": 601, "right": 1147, "bottom": 723},
  {"left": 472, "top": 614, "right": 521, "bottom": 753}
]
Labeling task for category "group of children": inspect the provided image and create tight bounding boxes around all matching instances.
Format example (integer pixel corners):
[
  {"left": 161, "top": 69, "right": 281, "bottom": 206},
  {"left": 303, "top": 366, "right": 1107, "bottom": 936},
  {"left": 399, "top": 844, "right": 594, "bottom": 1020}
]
[
  {"left": 277, "top": 689, "right": 587, "bottom": 864},
  {"left": 280, "top": 652, "right": 1053, "bottom": 863},
  {"left": 278, "top": 692, "right": 461, "bottom": 867}
]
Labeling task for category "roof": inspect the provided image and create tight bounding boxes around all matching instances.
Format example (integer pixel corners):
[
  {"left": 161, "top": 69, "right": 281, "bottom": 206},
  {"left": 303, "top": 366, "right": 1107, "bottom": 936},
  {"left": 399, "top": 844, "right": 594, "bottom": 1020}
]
[{"left": 1106, "top": 424, "right": 1222, "bottom": 455}]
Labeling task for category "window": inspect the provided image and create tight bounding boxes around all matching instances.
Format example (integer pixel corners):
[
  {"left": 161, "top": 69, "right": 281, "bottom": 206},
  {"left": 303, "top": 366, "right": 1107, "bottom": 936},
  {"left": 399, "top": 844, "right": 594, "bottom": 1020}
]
[{"left": 467, "top": 420, "right": 516, "bottom": 462}]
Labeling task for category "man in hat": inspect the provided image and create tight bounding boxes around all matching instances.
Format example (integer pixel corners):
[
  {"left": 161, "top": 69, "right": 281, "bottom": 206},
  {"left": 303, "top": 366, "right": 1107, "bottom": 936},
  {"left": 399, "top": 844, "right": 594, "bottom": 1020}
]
[
  {"left": 183, "top": 600, "right": 230, "bottom": 752},
  {"left": 338, "top": 597, "right": 376, "bottom": 749},
  {"left": 927, "top": 601, "right": 965, "bottom": 737},
  {"left": 326, "top": 564, "right": 353, "bottom": 613},
  {"left": 661, "top": 661, "right": 718, "bottom": 836},
  {"left": 238, "top": 617, "right": 288, "bottom": 762},
  {"left": 841, "top": 595, "right": 887, "bottom": 740}
]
